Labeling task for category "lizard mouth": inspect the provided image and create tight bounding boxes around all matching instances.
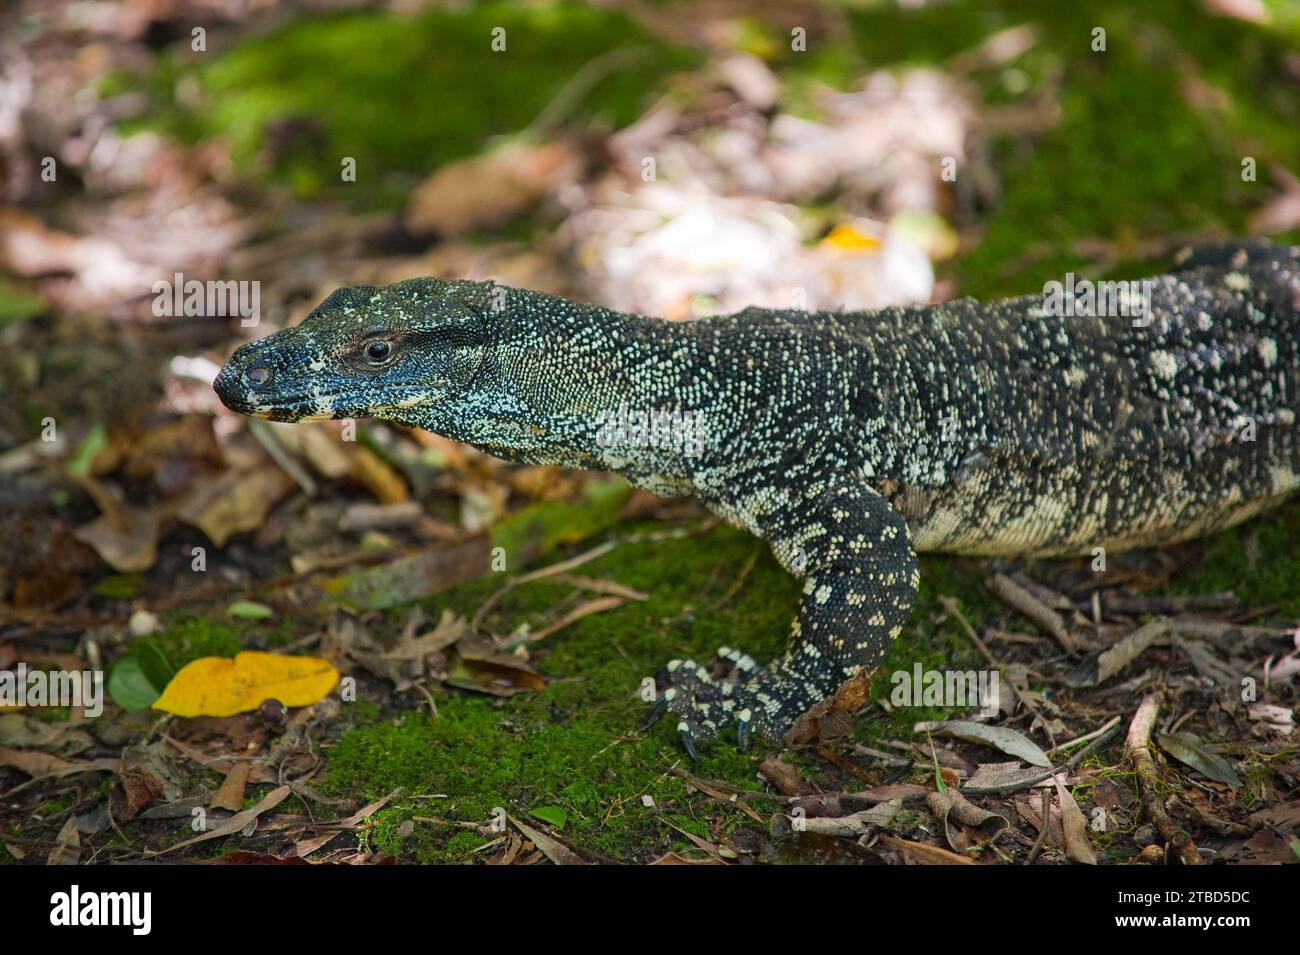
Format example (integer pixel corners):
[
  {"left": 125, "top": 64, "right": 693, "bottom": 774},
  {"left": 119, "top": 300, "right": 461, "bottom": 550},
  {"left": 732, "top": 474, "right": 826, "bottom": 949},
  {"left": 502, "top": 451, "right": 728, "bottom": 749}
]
[{"left": 212, "top": 362, "right": 345, "bottom": 421}]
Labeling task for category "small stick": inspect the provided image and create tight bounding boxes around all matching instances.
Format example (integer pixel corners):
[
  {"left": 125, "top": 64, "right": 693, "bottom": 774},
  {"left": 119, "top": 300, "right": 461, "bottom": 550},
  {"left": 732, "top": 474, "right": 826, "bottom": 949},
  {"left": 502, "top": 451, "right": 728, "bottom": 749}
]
[
  {"left": 1124, "top": 692, "right": 1203, "bottom": 865},
  {"left": 1049, "top": 715, "right": 1122, "bottom": 756},
  {"left": 1025, "top": 791, "right": 1052, "bottom": 864},
  {"left": 986, "top": 573, "right": 1079, "bottom": 654},
  {"left": 472, "top": 525, "right": 694, "bottom": 630}
]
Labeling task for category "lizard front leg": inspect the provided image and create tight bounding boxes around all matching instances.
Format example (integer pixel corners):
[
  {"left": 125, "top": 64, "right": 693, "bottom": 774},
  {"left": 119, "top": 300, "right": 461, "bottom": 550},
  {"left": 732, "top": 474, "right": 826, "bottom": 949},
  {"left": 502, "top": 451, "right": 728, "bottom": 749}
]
[{"left": 646, "top": 473, "right": 920, "bottom": 757}]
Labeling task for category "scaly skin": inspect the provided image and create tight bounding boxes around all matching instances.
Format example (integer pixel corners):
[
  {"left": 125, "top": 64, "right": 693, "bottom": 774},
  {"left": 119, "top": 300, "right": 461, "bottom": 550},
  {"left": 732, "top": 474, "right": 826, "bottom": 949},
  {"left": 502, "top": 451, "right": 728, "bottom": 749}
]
[{"left": 214, "top": 240, "right": 1300, "bottom": 757}]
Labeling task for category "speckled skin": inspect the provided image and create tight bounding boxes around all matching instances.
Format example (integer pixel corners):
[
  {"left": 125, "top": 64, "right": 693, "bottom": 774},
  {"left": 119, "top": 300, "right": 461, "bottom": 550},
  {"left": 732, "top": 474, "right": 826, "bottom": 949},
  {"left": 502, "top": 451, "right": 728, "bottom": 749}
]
[{"left": 214, "top": 240, "right": 1300, "bottom": 755}]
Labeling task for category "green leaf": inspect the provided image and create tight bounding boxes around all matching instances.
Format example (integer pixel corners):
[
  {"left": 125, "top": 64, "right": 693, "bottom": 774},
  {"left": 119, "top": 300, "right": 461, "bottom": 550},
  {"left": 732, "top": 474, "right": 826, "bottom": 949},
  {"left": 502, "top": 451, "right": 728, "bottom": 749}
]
[
  {"left": 529, "top": 806, "right": 568, "bottom": 830},
  {"left": 1157, "top": 732, "right": 1242, "bottom": 788},
  {"left": 227, "top": 600, "right": 273, "bottom": 619},
  {"left": 130, "top": 638, "right": 177, "bottom": 690},
  {"left": 0, "top": 277, "right": 46, "bottom": 326},
  {"left": 65, "top": 423, "right": 106, "bottom": 478},
  {"left": 93, "top": 574, "right": 141, "bottom": 599},
  {"left": 108, "top": 657, "right": 162, "bottom": 712}
]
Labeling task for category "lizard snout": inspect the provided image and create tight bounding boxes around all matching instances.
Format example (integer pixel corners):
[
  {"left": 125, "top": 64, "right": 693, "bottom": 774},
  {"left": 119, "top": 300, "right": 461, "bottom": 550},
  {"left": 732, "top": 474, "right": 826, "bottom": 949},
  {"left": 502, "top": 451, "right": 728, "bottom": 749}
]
[{"left": 214, "top": 343, "right": 274, "bottom": 412}]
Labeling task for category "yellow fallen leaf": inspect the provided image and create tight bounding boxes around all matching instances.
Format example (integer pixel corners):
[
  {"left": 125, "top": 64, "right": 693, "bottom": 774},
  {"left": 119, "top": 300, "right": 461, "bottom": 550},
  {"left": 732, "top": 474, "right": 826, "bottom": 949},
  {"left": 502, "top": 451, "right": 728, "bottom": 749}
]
[
  {"left": 822, "top": 223, "right": 882, "bottom": 252},
  {"left": 152, "top": 652, "right": 338, "bottom": 718}
]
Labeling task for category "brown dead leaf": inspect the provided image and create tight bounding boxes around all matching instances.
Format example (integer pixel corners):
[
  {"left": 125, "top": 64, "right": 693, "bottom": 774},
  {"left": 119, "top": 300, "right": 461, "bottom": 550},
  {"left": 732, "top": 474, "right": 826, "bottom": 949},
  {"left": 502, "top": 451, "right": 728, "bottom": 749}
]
[
  {"left": 508, "top": 815, "right": 586, "bottom": 865},
  {"left": 0, "top": 206, "right": 153, "bottom": 295},
  {"left": 152, "top": 784, "right": 293, "bottom": 856},
  {"left": 268, "top": 422, "right": 352, "bottom": 479},
  {"left": 1053, "top": 775, "right": 1098, "bottom": 864},
  {"left": 0, "top": 745, "right": 119, "bottom": 780},
  {"left": 927, "top": 789, "right": 1010, "bottom": 851},
  {"left": 784, "top": 670, "right": 872, "bottom": 745},
  {"left": 877, "top": 834, "right": 976, "bottom": 864},
  {"left": 0, "top": 714, "right": 93, "bottom": 755},
  {"left": 443, "top": 640, "right": 546, "bottom": 697},
  {"left": 211, "top": 762, "right": 251, "bottom": 813},
  {"left": 174, "top": 465, "right": 296, "bottom": 547},
  {"left": 385, "top": 610, "right": 471, "bottom": 661},
  {"left": 317, "top": 534, "right": 490, "bottom": 610},
  {"left": 349, "top": 446, "right": 408, "bottom": 504},
  {"left": 13, "top": 570, "right": 83, "bottom": 610},
  {"left": 112, "top": 768, "right": 165, "bottom": 822},
  {"left": 649, "top": 851, "right": 727, "bottom": 864},
  {"left": 71, "top": 476, "right": 159, "bottom": 572},
  {"left": 47, "top": 817, "right": 80, "bottom": 866},
  {"left": 405, "top": 142, "right": 583, "bottom": 237},
  {"left": 1248, "top": 165, "right": 1300, "bottom": 234},
  {"left": 1247, "top": 800, "right": 1300, "bottom": 830}
]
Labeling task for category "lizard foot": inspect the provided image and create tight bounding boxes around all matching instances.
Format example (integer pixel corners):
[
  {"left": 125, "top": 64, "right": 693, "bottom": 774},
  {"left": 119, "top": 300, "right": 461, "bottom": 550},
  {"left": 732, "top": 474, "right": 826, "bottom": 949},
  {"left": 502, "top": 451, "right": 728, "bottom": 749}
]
[{"left": 642, "top": 647, "right": 812, "bottom": 759}]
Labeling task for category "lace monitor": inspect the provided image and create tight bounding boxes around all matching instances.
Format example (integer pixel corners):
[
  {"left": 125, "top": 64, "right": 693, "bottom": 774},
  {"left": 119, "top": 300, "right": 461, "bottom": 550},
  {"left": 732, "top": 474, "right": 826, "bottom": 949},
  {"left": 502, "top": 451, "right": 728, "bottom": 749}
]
[{"left": 214, "top": 239, "right": 1300, "bottom": 757}]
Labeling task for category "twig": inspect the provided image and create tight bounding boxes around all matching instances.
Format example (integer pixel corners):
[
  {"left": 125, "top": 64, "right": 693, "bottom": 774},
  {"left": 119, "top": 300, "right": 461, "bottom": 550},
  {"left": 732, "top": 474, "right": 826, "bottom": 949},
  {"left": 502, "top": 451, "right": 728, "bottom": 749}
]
[
  {"left": 248, "top": 418, "right": 317, "bottom": 496},
  {"left": 524, "top": 46, "right": 653, "bottom": 137},
  {"left": 471, "top": 525, "right": 695, "bottom": 630},
  {"left": 701, "top": 544, "right": 762, "bottom": 612},
  {"left": 1025, "top": 791, "right": 1052, "bottom": 864},
  {"left": 1124, "top": 692, "right": 1203, "bottom": 865},
  {"left": 1095, "top": 591, "right": 1238, "bottom": 616},
  {"left": 986, "top": 573, "right": 1079, "bottom": 654},
  {"left": 1049, "top": 715, "right": 1122, "bottom": 756},
  {"left": 1171, "top": 798, "right": 1253, "bottom": 838}
]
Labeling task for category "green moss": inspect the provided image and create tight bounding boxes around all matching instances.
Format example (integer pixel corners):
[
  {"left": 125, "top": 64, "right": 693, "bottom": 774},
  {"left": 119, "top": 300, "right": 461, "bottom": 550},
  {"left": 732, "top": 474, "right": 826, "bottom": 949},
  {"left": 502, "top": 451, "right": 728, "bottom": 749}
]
[
  {"left": 34, "top": 795, "right": 74, "bottom": 818},
  {"left": 319, "top": 523, "right": 792, "bottom": 861},
  {"left": 0, "top": 276, "right": 46, "bottom": 326},
  {"left": 1171, "top": 500, "right": 1300, "bottom": 615},
  {"left": 830, "top": 1, "right": 1300, "bottom": 298},
  {"left": 113, "top": 1, "right": 697, "bottom": 209},
  {"left": 489, "top": 478, "right": 632, "bottom": 568}
]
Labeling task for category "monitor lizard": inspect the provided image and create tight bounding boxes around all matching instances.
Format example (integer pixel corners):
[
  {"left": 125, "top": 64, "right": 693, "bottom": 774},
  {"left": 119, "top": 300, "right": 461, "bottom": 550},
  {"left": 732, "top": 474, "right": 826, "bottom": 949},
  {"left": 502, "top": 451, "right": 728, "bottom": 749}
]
[{"left": 214, "top": 239, "right": 1300, "bottom": 758}]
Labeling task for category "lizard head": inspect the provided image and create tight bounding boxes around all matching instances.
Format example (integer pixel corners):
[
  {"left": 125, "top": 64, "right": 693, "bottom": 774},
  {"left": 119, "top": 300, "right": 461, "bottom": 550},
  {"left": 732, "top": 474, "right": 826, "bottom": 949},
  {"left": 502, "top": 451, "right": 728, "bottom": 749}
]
[{"left": 214, "top": 278, "right": 492, "bottom": 431}]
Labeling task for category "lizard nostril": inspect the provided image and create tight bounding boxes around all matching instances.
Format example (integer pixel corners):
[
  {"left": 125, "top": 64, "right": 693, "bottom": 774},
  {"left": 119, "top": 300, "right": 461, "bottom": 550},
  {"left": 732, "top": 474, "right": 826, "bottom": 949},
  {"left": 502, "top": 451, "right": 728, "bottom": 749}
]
[{"left": 245, "top": 366, "right": 272, "bottom": 389}]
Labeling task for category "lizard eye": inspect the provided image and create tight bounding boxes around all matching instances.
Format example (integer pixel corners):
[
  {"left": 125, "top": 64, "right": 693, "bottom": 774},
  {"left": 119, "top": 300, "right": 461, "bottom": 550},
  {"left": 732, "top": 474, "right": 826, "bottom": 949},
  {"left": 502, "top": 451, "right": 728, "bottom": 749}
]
[{"left": 364, "top": 340, "right": 393, "bottom": 364}]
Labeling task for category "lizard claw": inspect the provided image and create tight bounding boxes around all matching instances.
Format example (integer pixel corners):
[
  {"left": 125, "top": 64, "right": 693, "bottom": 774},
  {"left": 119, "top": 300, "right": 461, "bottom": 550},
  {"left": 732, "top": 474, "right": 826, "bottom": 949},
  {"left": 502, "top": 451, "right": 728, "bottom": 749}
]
[
  {"left": 641, "top": 693, "right": 670, "bottom": 729},
  {"left": 735, "top": 711, "right": 752, "bottom": 753},
  {"left": 646, "top": 646, "right": 789, "bottom": 756},
  {"left": 677, "top": 724, "right": 701, "bottom": 762}
]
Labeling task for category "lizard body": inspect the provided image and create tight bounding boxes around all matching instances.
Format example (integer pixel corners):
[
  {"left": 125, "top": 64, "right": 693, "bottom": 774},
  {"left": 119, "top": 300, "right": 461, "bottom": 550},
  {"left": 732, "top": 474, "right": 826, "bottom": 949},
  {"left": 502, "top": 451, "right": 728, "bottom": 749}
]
[{"left": 215, "top": 239, "right": 1300, "bottom": 755}]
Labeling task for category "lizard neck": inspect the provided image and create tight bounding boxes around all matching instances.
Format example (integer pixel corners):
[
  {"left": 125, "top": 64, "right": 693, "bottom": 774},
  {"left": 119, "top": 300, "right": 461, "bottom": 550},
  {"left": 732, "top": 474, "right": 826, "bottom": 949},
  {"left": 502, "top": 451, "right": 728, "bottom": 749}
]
[{"left": 411, "top": 289, "right": 706, "bottom": 480}]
